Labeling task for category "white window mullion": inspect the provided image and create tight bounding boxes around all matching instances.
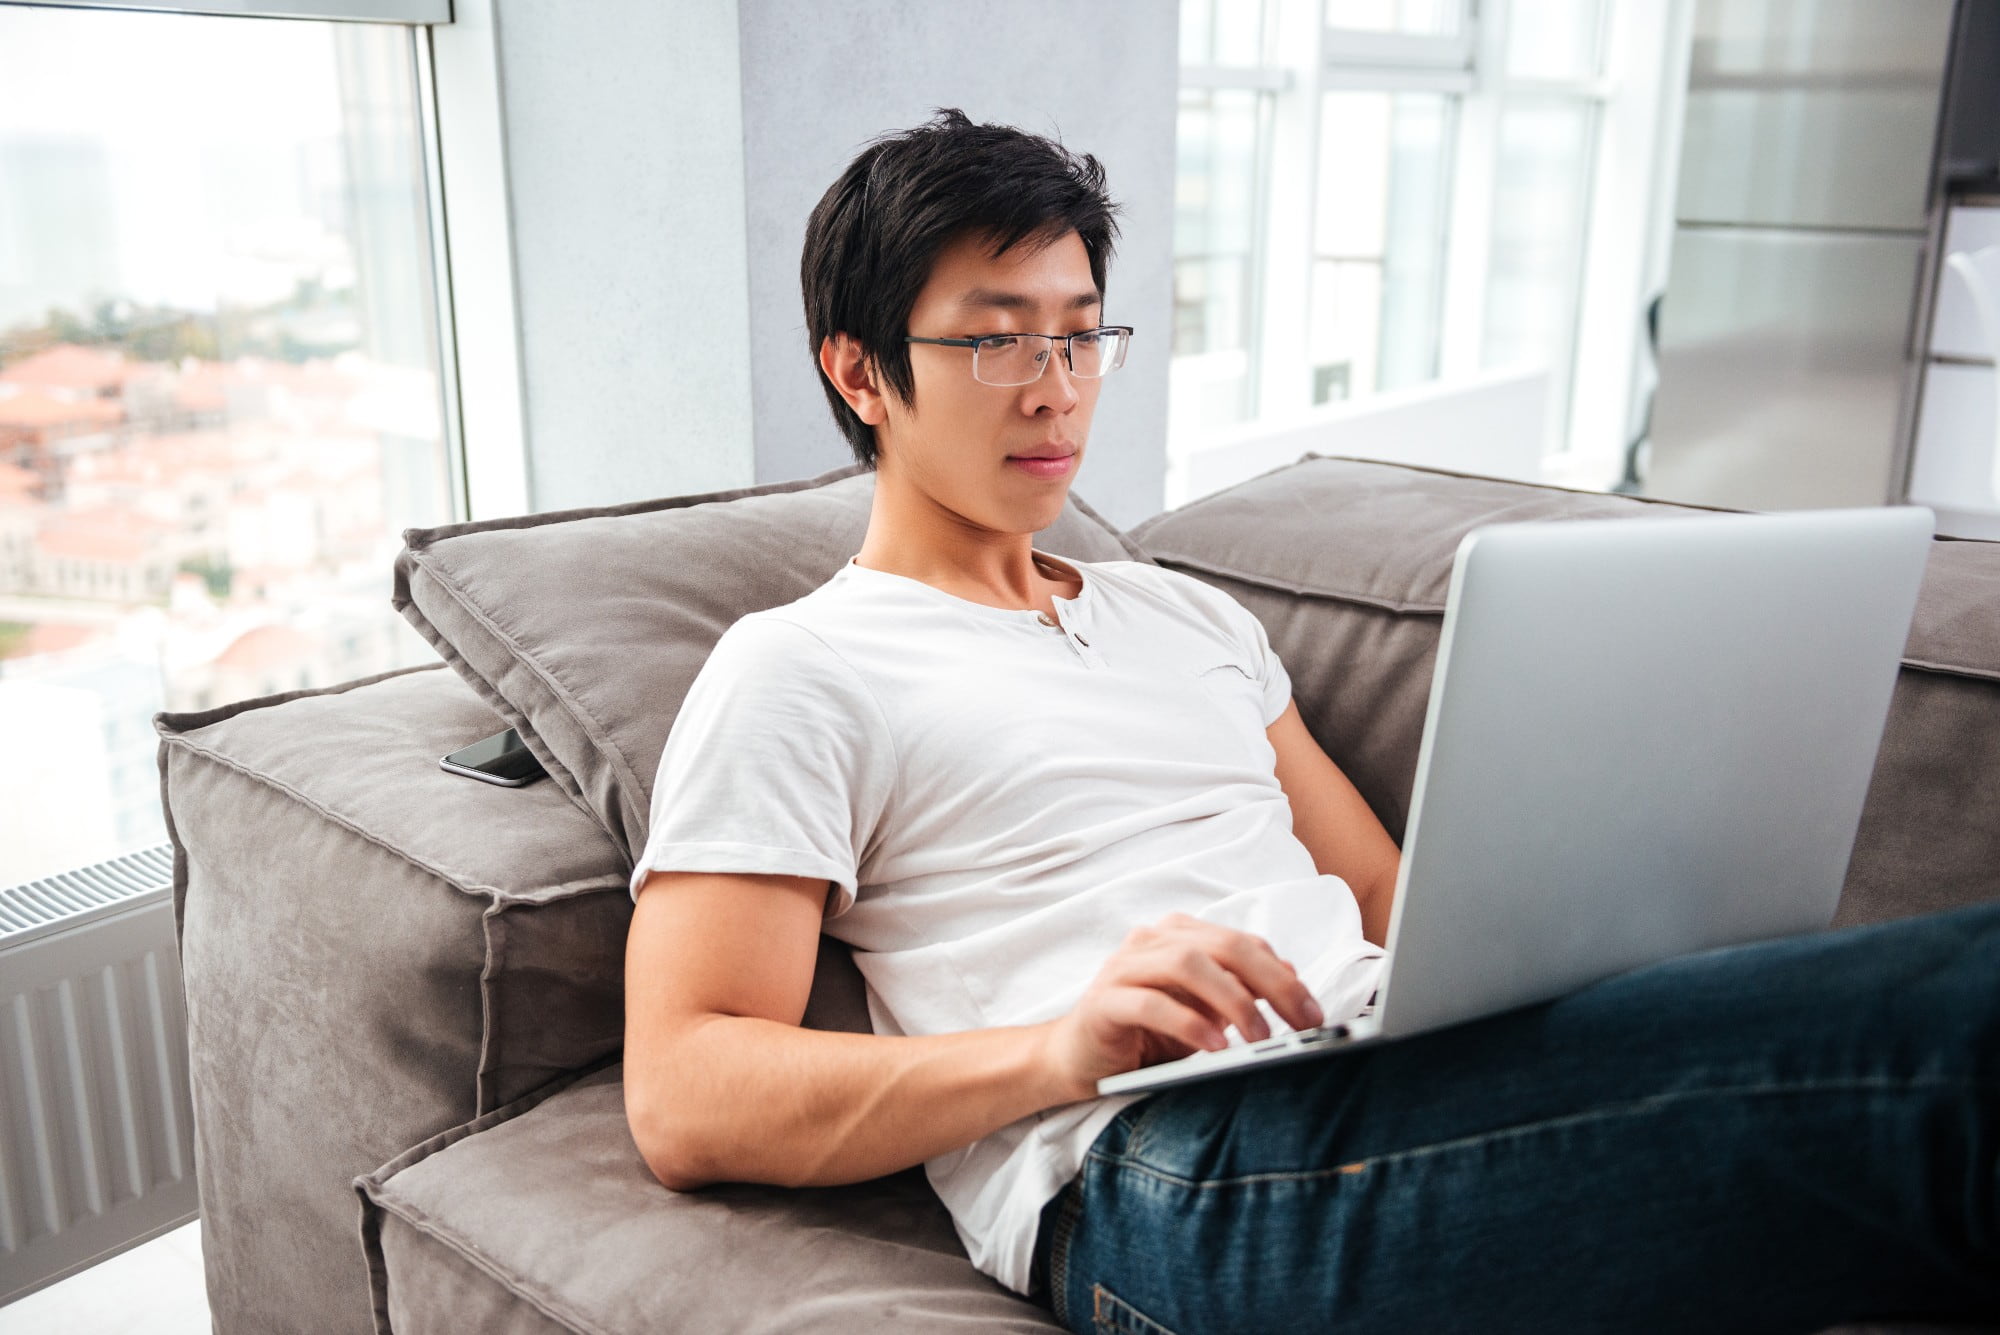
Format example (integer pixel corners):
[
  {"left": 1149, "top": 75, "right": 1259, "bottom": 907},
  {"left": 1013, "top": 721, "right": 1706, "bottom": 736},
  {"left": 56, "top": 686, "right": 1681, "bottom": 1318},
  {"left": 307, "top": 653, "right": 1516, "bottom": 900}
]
[
  {"left": 1554, "top": 0, "right": 1691, "bottom": 486},
  {"left": 1321, "top": 65, "right": 1473, "bottom": 95},
  {"left": 1181, "top": 65, "right": 1293, "bottom": 93},
  {"left": 426, "top": 0, "right": 532, "bottom": 521},
  {"left": 1435, "top": 0, "right": 1504, "bottom": 381},
  {"left": 1252, "top": 0, "right": 1328, "bottom": 421}
]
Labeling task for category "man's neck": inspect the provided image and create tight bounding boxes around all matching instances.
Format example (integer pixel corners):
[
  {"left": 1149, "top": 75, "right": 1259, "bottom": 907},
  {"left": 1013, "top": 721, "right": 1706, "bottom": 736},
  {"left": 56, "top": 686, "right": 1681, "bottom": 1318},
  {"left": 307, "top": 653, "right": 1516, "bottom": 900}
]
[{"left": 854, "top": 455, "right": 1081, "bottom": 611}]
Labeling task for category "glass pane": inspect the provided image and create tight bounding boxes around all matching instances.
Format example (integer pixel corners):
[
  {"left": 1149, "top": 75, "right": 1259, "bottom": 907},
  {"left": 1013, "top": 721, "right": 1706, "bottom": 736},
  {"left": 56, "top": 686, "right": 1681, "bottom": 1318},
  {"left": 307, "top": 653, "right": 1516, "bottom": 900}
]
[
  {"left": 1311, "top": 92, "right": 1455, "bottom": 398},
  {"left": 1172, "top": 87, "right": 1266, "bottom": 439},
  {"left": 1325, "top": 0, "right": 1462, "bottom": 36},
  {"left": 1483, "top": 96, "right": 1596, "bottom": 365},
  {"left": 1181, "top": 0, "right": 1268, "bottom": 65},
  {"left": 1308, "top": 260, "right": 1382, "bottom": 402},
  {"left": 1482, "top": 96, "right": 1597, "bottom": 430},
  {"left": 1180, "top": 0, "right": 1216, "bottom": 64},
  {"left": 0, "top": 7, "right": 452, "bottom": 887},
  {"left": 1504, "top": 0, "right": 1607, "bottom": 81}
]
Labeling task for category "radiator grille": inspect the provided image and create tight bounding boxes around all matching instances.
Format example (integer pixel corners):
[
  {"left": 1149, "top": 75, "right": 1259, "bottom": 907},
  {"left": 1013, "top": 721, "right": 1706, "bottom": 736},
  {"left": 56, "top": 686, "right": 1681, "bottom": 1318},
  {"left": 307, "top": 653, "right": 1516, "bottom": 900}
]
[
  {"left": 0, "top": 843, "right": 176, "bottom": 947},
  {"left": 0, "top": 842, "right": 199, "bottom": 1304}
]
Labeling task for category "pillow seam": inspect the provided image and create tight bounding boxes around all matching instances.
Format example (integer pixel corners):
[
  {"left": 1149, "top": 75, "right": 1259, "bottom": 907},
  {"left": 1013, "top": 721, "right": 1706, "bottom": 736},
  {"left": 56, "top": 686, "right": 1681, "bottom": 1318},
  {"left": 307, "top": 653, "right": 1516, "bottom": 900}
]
[
  {"left": 406, "top": 546, "right": 651, "bottom": 845},
  {"left": 1157, "top": 558, "right": 1995, "bottom": 684},
  {"left": 392, "top": 571, "right": 600, "bottom": 823},
  {"left": 1146, "top": 552, "right": 1449, "bottom": 616},
  {"left": 368, "top": 1194, "right": 615, "bottom": 1335},
  {"left": 160, "top": 733, "right": 628, "bottom": 904},
  {"left": 355, "top": 1063, "right": 624, "bottom": 1335}
]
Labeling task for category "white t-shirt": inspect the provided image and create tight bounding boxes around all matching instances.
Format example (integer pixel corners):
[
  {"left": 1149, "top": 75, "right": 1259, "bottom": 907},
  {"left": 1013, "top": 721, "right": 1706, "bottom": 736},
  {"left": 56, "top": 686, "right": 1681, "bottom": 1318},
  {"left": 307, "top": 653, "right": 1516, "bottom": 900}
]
[{"left": 629, "top": 550, "right": 1386, "bottom": 1295}]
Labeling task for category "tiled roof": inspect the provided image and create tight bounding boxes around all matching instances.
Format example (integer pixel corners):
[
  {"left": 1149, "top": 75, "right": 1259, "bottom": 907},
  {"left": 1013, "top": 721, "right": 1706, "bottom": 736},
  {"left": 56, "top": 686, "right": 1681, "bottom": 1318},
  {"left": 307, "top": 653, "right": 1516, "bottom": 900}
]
[
  {"left": 34, "top": 504, "right": 173, "bottom": 562},
  {"left": 0, "top": 344, "right": 132, "bottom": 392},
  {"left": 0, "top": 459, "right": 39, "bottom": 497},
  {"left": 0, "top": 387, "right": 124, "bottom": 430},
  {"left": 12, "top": 622, "right": 103, "bottom": 657},
  {"left": 214, "top": 622, "right": 317, "bottom": 672}
]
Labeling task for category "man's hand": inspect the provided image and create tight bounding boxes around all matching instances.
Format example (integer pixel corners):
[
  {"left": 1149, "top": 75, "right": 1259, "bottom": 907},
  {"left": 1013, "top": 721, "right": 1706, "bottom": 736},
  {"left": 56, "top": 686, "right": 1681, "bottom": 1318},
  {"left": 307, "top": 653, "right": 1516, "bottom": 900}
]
[{"left": 1039, "top": 913, "right": 1325, "bottom": 1102}]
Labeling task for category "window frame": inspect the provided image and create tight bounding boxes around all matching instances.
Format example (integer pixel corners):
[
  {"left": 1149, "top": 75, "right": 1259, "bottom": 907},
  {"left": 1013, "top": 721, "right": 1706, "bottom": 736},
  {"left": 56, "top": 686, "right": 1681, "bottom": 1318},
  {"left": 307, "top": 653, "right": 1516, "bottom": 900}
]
[
  {"left": 7, "top": 0, "right": 449, "bottom": 22},
  {"left": 0, "top": 0, "right": 536, "bottom": 520},
  {"left": 1173, "top": 0, "right": 1689, "bottom": 490},
  {"left": 0, "top": 0, "right": 538, "bottom": 895}
]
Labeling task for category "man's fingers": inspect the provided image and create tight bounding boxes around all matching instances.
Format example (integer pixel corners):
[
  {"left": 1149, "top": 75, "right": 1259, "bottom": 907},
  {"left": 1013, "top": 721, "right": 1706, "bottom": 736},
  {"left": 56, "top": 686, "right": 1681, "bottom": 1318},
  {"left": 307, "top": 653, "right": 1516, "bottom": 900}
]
[
  {"left": 1105, "top": 986, "right": 1228, "bottom": 1054},
  {"left": 1155, "top": 917, "right": 1326, "bottom": 1033},
  {"left": 1159, "top": 950, "right": 1270, "bottom": 1041},
  {"left": 1105, "top": 947, "right": 1264, "bottom": 1041}
]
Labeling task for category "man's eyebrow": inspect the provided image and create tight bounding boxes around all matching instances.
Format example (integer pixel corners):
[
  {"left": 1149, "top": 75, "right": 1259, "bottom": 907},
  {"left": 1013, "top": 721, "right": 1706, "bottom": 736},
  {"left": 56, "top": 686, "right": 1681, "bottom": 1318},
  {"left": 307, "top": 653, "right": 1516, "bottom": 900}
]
[{"left": 951, "top": 288, "right": 1102, "bottom": 313}]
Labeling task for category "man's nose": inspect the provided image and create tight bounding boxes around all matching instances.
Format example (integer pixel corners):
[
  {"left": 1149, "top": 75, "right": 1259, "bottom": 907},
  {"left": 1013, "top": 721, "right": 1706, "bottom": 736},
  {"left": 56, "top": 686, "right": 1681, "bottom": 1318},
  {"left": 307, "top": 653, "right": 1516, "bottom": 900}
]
[{"left": 1023, "top": 344, "right": 1080, "bottom": 414}]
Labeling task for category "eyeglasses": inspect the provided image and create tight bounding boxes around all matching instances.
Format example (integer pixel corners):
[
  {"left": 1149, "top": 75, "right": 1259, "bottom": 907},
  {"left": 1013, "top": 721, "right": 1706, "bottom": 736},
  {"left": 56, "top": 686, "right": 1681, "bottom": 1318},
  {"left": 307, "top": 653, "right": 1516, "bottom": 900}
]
[{"left": 903, "top": 326, "right": 1134, "bottom": 387}]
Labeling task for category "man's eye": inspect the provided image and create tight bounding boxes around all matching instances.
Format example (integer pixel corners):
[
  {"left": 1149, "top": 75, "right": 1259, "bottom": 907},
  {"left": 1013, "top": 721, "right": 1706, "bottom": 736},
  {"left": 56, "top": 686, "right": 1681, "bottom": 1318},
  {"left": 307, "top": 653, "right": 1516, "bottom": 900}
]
[{"left": 980, "top": 335, "right": 1020, "bottom": 349}]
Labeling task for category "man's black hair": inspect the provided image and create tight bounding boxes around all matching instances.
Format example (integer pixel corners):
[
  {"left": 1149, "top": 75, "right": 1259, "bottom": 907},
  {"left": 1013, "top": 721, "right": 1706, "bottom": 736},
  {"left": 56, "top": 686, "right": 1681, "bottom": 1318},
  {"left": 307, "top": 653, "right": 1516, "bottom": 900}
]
[{"left": 800, "top": 107, "right": 1124, "bottom": 468}]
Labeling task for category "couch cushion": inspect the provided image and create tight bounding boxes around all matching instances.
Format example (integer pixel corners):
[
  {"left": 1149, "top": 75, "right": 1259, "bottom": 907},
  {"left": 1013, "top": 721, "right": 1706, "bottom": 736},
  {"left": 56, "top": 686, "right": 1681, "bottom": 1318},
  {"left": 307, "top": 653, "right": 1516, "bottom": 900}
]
[
  {"left": 354, "top": 1068, "right": 1973, "bottom": 1335},
  {"left": 155, "top": 664, "right": 635, "bottom": 1334},
  {"left": 356, "top": 1063, "right": 1061, "bottom": 1334},
  {"left": 157, "top": 661, "right": 876, "bottom": 1335},
  {"left": 392, "top": 461, "right": 1152, "bottom": 865},
  {"left": 1127, "top": 455, "right": 2000, "bottom": 926}
]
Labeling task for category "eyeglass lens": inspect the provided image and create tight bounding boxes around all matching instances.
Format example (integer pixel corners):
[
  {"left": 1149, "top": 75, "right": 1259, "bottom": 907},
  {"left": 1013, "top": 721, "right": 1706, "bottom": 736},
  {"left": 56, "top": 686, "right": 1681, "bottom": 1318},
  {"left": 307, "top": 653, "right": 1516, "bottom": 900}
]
[{"left": 973, "top": 329, "right": 1130, "bottom": 386}]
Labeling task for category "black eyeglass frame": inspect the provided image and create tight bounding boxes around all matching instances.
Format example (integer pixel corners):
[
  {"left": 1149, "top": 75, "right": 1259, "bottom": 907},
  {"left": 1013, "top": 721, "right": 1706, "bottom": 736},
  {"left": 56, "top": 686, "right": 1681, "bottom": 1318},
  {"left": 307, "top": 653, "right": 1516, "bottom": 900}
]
[{"left": 902, "top": 325, "right": 1135, "bottom": 384}]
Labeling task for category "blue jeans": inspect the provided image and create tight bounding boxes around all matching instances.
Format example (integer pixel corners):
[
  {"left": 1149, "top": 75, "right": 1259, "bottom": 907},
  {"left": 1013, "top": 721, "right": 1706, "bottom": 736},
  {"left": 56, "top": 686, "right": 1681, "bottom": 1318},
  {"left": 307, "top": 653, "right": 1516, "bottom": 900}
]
[{"left": 1030, "top": 901, "right": 2000, "bottom": 1334}]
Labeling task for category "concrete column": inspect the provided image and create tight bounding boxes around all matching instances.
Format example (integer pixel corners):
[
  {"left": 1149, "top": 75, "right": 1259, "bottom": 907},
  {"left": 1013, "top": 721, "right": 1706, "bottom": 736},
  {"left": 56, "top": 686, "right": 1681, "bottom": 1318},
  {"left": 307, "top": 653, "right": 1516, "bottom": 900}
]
[{"left": 483, "top": 0, "right": 754, "bottom": 513}]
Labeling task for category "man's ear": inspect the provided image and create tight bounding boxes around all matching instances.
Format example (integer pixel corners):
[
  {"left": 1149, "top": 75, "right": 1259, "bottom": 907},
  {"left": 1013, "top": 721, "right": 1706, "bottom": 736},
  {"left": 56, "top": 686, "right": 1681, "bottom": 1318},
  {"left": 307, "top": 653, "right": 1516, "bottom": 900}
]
[{"left": 818, "top": 333, "right": 889, "bottom": 427}]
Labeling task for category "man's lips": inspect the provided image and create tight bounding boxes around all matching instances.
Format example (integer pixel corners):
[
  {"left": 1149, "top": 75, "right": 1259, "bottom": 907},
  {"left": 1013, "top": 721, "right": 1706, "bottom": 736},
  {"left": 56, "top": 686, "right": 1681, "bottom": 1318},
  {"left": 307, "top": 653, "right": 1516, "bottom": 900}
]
[
  {"left": 1008, "top": 447, "right": 1077, "bottom": 460},
  {"left": 1007, "top": 453, "right": 1075, "bottom": 478}
]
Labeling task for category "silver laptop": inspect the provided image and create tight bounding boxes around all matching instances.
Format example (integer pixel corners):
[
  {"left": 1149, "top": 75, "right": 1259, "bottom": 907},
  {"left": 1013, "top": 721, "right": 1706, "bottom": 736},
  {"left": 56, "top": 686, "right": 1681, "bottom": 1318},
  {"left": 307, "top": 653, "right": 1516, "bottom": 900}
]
[{"left": 1100, "top": 505, "right": 1935, "bottom": 1097}]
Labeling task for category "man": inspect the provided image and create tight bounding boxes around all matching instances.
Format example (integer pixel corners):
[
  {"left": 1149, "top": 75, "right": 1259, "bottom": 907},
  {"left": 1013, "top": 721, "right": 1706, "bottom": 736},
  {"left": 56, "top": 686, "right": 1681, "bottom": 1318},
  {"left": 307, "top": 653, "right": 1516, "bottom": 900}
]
[{"left": 624, "top": 109, "right": 1999, "bottom": 1333}]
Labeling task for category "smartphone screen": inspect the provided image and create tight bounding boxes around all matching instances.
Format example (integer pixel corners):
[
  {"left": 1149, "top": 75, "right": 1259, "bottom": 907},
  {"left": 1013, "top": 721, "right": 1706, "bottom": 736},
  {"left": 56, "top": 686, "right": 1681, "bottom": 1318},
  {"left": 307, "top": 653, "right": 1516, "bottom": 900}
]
[{"left": 441, "top": 728, "right": 547, "bottom": 786}]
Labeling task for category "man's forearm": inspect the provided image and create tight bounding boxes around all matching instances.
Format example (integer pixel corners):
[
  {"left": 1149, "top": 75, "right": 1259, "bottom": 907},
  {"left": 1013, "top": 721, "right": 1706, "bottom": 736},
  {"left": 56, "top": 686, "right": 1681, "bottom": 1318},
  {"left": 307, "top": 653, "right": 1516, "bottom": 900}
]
[{"left": 628, "top": 1015, "right": 1080, "bottom": 1192}]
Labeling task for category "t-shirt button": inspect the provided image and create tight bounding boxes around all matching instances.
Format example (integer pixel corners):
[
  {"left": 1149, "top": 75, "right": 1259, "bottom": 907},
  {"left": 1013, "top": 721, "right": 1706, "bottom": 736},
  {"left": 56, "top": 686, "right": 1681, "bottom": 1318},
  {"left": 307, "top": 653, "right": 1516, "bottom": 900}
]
[{"left": 1037, "top": 612, "right": 1058, "bottom": 627}]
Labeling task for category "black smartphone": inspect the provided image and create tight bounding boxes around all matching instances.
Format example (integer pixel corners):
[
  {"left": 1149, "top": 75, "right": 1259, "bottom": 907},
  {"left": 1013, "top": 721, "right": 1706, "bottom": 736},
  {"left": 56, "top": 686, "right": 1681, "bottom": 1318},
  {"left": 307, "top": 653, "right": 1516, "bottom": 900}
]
[{"left": 439, "top": 728, "right": 547, "bottom": 787}]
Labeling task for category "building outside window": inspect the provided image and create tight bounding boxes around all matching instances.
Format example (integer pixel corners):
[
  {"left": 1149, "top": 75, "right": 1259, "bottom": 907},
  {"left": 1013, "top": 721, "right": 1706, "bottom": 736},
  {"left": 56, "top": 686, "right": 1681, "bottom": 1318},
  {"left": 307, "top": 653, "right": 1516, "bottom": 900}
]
[{"left": 0, "top": 5, "right": 454, "bottom": 888}]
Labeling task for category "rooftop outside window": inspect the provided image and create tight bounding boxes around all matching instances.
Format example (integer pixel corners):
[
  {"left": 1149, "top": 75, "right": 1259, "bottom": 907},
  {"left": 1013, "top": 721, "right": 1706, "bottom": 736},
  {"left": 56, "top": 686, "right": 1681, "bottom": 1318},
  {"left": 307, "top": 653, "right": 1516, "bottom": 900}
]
[{"left": 0, "top": 5, "right": 453, "bottom": 888}]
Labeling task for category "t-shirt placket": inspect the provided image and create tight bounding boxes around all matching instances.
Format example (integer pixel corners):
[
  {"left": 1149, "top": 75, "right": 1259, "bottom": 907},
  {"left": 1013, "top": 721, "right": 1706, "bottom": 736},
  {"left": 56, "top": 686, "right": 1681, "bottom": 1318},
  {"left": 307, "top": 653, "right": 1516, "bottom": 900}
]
[{"left": 1035, "top": 608, "right": 1106, "bottom": 670}]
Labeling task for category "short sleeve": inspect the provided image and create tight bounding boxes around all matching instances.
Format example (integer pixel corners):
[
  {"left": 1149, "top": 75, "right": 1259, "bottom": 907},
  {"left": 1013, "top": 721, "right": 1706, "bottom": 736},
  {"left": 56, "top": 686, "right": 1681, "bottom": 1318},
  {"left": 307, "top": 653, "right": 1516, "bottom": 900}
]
[
  {"left": 1162, "top": 565, "right": 1294, "bottom": 729},
  {"left": 628, "top": 615, "right": 897, "bottom": 919},
  {"left": 1235, "top": 596, "right": 1294, "bottom": 728}
]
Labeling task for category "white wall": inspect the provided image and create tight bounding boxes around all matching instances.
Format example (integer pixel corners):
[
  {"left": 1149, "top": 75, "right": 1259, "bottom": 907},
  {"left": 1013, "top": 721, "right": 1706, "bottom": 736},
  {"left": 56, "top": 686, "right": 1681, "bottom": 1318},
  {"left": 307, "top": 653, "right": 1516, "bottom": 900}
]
[
  {"left": 460, "top": 0, "right": 1178, "bottom": 528},
  {"left": 483, "top": 0, "right": 755, "bottom": 513}
]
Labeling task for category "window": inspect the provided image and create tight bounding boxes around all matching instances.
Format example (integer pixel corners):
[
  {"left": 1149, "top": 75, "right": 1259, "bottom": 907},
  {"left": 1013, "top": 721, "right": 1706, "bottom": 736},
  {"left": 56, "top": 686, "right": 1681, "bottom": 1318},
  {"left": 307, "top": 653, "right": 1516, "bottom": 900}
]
[
  {"left": 1174, "top": 87, "right": 1269, "bottom": 426},
  {"left": 0, "top": 4, "right": 455, "bottom": 887},
  {"left": 1311, "top": 90, "right": 1455, "bottom": 401},
  {"left": 1170, "top": 0, "right": 1640, "bottom": 499}
]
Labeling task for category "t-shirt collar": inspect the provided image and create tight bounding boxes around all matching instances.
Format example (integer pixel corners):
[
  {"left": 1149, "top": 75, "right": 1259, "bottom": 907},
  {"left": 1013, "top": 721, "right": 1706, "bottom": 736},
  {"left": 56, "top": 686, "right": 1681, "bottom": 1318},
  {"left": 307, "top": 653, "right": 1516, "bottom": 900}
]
[{"left": 841, "top": 550, "right": 1093, "bottom": 625}]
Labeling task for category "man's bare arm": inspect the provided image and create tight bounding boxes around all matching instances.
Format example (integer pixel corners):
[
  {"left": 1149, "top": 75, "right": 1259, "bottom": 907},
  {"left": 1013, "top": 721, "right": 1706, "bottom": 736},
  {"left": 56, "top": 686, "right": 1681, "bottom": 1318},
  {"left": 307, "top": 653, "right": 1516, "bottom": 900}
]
[
  {"left": 626, "top": 869, "right": 1073, "bottom": 1190},
  {"left": 624, "top": 870, "right": 1322, "bottom": 1192},
  {"left": 1267, "top": 698, "right": 1403, "bottom": 947}
]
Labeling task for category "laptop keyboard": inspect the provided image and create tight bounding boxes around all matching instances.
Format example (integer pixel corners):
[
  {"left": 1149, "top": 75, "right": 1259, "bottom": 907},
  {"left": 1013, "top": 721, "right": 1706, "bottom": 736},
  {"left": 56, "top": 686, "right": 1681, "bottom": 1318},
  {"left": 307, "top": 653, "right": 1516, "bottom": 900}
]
[{"left": 1243, "top": 993, "right": 1379, "bottom": 1053}]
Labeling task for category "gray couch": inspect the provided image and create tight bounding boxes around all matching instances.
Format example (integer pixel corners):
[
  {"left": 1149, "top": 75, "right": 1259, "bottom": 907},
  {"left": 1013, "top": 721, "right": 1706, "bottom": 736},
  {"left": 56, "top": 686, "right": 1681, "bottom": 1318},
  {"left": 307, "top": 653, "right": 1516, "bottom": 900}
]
[{"left": 153, "top": 454, "right": 2000, "bottom": 1333}]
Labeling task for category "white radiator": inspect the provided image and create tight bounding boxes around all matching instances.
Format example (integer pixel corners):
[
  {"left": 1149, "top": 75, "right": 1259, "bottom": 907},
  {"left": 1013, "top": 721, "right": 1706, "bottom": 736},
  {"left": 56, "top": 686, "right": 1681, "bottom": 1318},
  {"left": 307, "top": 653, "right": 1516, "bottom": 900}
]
[{"left": 0, "top": 844, "right": 198, "bottom": 1306}]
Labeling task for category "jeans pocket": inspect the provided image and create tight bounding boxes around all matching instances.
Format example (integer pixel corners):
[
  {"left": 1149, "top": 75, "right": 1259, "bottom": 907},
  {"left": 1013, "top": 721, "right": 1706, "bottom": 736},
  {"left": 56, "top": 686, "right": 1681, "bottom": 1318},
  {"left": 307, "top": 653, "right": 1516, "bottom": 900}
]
[{"left": 1090, "top": 1283, "right": 1181, "bottom": 1335}]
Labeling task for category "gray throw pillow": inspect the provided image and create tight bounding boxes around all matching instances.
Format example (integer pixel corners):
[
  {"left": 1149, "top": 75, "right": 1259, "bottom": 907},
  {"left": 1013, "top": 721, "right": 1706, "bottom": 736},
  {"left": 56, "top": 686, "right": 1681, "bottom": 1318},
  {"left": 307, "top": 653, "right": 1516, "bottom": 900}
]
[
  {"left": 1127, "top": 453, "right": 1999, "bottom": 927},
  {"left": 392, "top": 461, "right": 1153, "bottom": 865}
]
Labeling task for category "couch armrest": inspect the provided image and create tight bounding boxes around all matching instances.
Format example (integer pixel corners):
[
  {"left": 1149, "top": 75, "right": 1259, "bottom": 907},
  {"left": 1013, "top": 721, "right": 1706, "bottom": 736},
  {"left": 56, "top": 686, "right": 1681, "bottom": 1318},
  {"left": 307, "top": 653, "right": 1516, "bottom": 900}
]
[{"left": 156, "top": 663, "right": 633, "bottom": 1335}]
